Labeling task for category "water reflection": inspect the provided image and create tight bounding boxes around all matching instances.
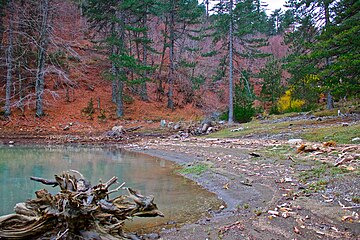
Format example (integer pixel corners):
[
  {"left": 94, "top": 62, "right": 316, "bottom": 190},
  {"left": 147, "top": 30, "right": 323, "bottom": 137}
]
[{"left": 0, "top": 145, "right": 222, "bottom": 232}]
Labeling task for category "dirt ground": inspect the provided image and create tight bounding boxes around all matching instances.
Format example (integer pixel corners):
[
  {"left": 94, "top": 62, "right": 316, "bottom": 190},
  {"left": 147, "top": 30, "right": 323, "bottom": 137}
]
[
  {"left": 125, "top": 136, "right": 359, "bottom": 240},
  {"left": 0, "top": 115, "right": 359, "bottom": 240}
]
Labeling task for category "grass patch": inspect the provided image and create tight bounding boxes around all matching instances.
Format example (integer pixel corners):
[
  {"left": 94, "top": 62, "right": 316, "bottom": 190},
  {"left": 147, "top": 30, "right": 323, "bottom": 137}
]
[
  {"left": 352, "top": 196, "right": 360, "bottom": 204},
  {"left": 298, "top": 163, "right": 349, "bottom": 183},
  {"left": 208, "top": 120, "right": 306, "bottom": 139},
  {"left": 208, "top": 121, "right": 262, "bottom": 138},
  {"left": 313, "top": 109, "right": 338, "bottom": 117},
  {"left": 304, "top": 179, "right": 328, "bottom": 193},
  {"left": 258, "top": 145, "right": 293, "bottom": 161},
  {"left": 177, "top": 163, "right": 209, "bottom": 175},
  {"left": 300, "top": 124, "right": 360, "bottom": 144}
]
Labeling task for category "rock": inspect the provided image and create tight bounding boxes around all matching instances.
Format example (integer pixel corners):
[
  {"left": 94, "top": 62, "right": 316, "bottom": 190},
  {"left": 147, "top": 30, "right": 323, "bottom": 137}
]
[
  {"left": 63, "top": 125, "right": 70, "bottom": 131},
  {"left": 288, "top": 139, "right": 303, "bottom": 144},
  {"left": 80, "top": 231, "right": 101, "bottom": 240},
  {"left": 201, "top": 123, "right": 210, "bottom": 133},
  {"left": 106, "top": 126, "right": 126, "bottom": 139},
  {"left": 127, "top": 234, "right": 142, "bottom": 240},
  {"left": 9, "top": 141, "right": 15, "bottom": 145},
  {"left": 284, "top": 177, "right": 293, "bottom": 182},
  {"left": 112, "top": 126, "right": 125, "bottom": 134},
  {"left": 143, "top": 233, "right": 160, "bottom": 240},
  {"left": 351, "top": 137, "right": 360, "bottom": 142},
  {"left": 160, "top": 120, "right": 166, "bottom": 127},
  {"left": 206, "top": 127, "right": 214, "bottom": 134},
  {"left": 342, "top": 122, "right": 349, "bottom": 127},
  {"left": 231, "top": 127, "right": 244, "bottom": 132},
  {"left": 173, "top": 124, "right": 181, "bottom": 130}
]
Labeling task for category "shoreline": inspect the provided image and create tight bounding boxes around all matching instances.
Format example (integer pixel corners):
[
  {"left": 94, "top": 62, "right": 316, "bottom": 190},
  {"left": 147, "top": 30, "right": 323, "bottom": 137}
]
[{"left": 1, "top": 132, "right": 359, "bottom": 239}]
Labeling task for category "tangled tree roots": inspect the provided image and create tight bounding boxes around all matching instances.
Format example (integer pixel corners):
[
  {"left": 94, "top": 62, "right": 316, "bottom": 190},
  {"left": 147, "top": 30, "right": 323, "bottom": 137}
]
[{"left": 0, "top": 170, "right": 164, "bottom": 239}]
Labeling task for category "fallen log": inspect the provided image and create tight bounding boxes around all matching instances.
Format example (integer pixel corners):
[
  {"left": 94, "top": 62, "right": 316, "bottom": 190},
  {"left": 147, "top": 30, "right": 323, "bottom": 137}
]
[{"left": 0, "top": 170, "right": 163, "bottom": 239}]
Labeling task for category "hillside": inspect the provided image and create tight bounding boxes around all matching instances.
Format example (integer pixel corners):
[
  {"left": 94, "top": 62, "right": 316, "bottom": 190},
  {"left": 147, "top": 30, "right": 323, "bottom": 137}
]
[{"left": 0, "top": 1, "right": 289, "bottom": 136}]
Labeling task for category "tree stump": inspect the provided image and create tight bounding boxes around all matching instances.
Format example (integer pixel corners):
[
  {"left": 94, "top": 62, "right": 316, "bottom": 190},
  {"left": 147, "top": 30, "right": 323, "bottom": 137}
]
[{"left": 0, "top": 170, "right": 163, "bottom": 239}]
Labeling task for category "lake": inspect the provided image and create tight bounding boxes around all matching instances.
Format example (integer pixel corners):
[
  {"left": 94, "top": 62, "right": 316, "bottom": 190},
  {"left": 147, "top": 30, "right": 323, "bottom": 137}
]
[{"left": 0, "top": 145, "right": 222, "bottom": 233}]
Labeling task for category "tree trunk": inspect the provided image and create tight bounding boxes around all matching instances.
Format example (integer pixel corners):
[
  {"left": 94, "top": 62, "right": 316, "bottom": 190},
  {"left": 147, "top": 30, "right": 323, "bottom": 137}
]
[
  {"left": 323, "top": 0, "right": 333, "bottom": 110},
  {"left": 228, "top": 0, "right": 234, "bottom": 124},
  {"left": 4, "top": 0, "right": 14, "bottom": 117},
  {"left": 0, "top": 0, "right": 7, "bottom": 51},
  {"left": 111, "top": 64, "right": 117, "bottom": 103},
  {"left": 167, "top": 0, "right": 175, "bottom": 109},
  {"left": 114, "top": 7, "right": 125, "bottom": 118},
  {"left": 140, "top": 9, "right": 149, "bottom": 102},
  {"left": 205, "top": 0, "right": 209, "bottom": 17},
  {"left": 157, "top": 18, "right": 168, "bottom": 101},
  {"left": 326, "top": 91, "right": 334, "bottom": 109},
  {"left": 35, "top": 0, "right": 50, "bottom": 117},
  {"left": 116, "top": 78, "right": 124, "bottom": 117},
  {"left": 18, "top": 62, "right": 25, "bottom": 115}
]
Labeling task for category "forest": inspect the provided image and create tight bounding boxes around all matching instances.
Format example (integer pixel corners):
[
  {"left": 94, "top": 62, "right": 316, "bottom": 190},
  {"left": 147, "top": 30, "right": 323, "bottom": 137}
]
[{"left": 0, "top": 0, "right": 359, "bottom": 123}]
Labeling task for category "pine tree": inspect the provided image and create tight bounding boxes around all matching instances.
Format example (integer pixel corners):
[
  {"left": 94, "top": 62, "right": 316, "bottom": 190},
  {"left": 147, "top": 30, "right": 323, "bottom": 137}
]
[
  {"left": 211, "top": 0, "right": 269, "bottom": 123},
  {"left": 85, "top": 0, "right": 155, "bottom": 117},
  {"left": 154, "top": 0, "right": 204, "bottom": 109},
  {"left": 259, "top": 57, "right": 284, "bottom": 113},
  {"left": 283, "top": 0, "right": 357, "bottom": 109},
  {"left": 310, "top": 0, "right": 360, "bottom": 100}
]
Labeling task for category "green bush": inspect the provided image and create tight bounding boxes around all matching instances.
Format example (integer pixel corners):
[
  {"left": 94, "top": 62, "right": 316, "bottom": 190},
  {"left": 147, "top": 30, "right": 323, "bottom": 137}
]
[
  {"left": 82, "top": 98, "right": 95, "bottom": 118},
  {"left": 220, "top": 104, "right": 255, "bottom": 123},
  {"left": 123, "top": 95, "right": 134, "bottom": 104},
  {"left": 269, "top": 105, "right": 280, "bottom": 115},
  {"left": 220, "top": 71, "right": 256, "bottom": 123}
]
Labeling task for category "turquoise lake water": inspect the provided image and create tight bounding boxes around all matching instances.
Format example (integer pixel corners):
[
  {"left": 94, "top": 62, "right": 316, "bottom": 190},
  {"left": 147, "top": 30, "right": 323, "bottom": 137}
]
[{"left": 0, "top": 145, "right": 221, "bottom": 232}]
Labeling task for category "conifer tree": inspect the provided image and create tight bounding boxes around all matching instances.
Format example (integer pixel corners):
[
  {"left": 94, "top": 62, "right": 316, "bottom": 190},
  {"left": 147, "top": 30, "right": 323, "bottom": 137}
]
[
  {"left": 310, "top": 0, "right": 360, "bottom": 101},
  {"left": 283, "top": 0, "right": 359, "bottom": 109},
  {"left": 259, "top": 57, "right": 284, "bottom": 113},
  {"left": 85, "top": 0, "right": 155, "bottom": 117},
  {"left": 211, "top": 0, "right": 268, "bottom": 123},
  {"left": 154, "top": 0, "right": 204, "bottom": 109}
]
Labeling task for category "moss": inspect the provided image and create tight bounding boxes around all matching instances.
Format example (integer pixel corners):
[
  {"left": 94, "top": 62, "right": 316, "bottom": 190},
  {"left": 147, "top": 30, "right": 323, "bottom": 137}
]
[{"left": 177, "top": 164, "right": 209, "bottom": 175}]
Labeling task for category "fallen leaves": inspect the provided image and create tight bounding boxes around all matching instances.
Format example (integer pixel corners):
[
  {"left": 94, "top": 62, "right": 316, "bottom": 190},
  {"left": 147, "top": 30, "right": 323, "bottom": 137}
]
[
  {"left": 341, "top": 215, "right": 355, "bottom": 222},
  {"left": 293, "top": 141, "right": 359, "bottom": 168},
  {"left": 297, "top": 144, "right": 319, "bottom": 153},
  {"left": 323, "top": 141, "right": 337, "bottom": 147}
]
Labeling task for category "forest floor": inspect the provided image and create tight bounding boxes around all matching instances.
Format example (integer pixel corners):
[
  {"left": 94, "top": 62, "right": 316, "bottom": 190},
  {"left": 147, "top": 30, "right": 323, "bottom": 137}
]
[
  {"left": 0, "top": 111, "right": 359, "bottom": 240},
  {"left": 124, "top": 112, "right": 360, "bottom": 240}
]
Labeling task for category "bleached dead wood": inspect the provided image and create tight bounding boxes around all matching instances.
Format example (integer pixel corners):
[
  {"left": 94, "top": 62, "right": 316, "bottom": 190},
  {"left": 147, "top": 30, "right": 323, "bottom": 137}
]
[{"left": 0, "top": 171, "right": 163, "bottom": 239}]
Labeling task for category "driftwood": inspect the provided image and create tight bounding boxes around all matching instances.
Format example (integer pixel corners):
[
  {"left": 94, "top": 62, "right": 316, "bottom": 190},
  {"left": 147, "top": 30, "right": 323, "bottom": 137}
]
[{"left": 0, "top": 170, "right": 163, "bottom": 239}]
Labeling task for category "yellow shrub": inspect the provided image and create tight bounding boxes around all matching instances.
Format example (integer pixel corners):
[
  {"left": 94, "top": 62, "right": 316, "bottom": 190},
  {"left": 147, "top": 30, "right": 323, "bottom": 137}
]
[{"left": 277, "top": 90, "right": 305, "bottom": 113}]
